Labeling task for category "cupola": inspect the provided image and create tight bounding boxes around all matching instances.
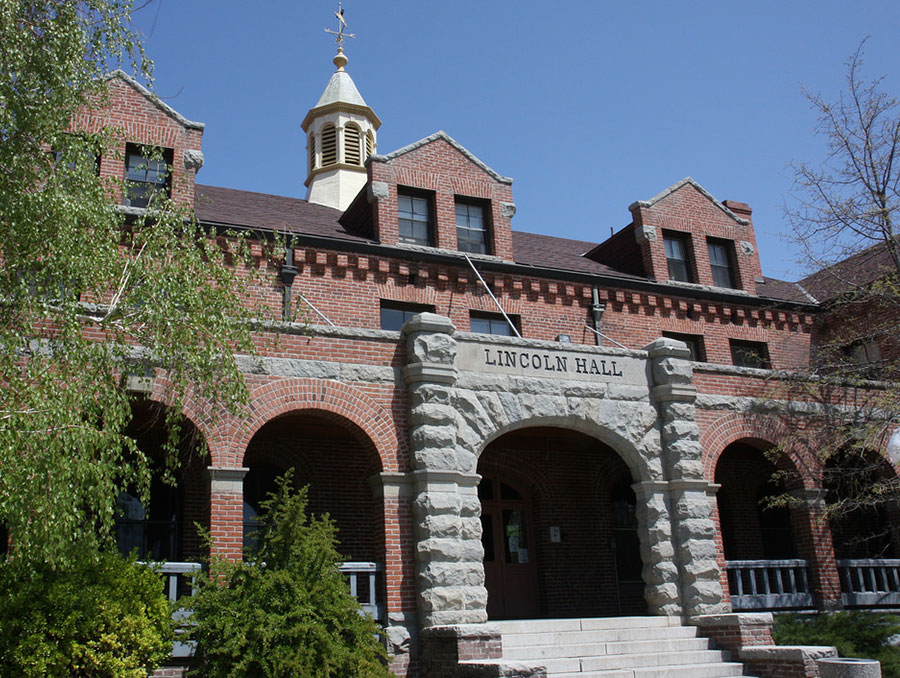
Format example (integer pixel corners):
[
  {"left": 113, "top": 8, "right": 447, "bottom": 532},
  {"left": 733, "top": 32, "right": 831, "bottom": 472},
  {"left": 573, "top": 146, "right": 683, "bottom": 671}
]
[{"left": 301, "top": 38, "right": 380, "bottom": 211}]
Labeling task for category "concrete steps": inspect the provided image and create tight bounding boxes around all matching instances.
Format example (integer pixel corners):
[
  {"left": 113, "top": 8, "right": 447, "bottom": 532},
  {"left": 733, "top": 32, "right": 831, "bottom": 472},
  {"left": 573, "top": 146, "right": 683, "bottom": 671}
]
[{"left": 468, "top": 617, "right": 754, "bottom": 678}]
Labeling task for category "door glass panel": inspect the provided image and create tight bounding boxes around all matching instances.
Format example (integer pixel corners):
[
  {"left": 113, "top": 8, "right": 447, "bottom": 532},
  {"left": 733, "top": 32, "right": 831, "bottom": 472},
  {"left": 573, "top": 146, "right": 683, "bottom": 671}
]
[{"left": 503, "top": 509, "right": 529, "bottom": 564}]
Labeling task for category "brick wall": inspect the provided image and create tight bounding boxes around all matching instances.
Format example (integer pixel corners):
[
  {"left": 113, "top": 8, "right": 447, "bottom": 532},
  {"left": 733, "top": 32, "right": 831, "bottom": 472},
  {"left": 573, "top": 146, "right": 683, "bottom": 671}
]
[{"left": 73, "top": 75, "right": 203, "bottom": 207}]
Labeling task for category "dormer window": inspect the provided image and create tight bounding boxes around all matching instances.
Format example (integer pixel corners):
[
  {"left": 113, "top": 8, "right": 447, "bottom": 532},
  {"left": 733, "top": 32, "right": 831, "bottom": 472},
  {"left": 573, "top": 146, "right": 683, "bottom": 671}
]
[
  {"left": 455, "top": 199, "right": 489, "bottom": 254},
  {"left": 124, "top": 144, "right": 172, "bottom": 208},
  {"left": 344, "top": 123, "right": 362, "bottom": 166},
  {"left": 398, "top": 190, "right": 433, "bottom": 246},
  {"left": 708, "top": 238, "right": 737, "bottom": 288},
  {"left": 664, "top": 231, "right": 692, "bottom": 283},
  {"left": 321, "top": 124, "right": 337, "bottom": 166}
]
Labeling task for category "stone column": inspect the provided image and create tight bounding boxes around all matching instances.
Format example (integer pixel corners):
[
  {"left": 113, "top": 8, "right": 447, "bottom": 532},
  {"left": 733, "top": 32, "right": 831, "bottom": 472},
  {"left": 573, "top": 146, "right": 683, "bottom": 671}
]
[
  {"left": 791, "top": 488, "right": 843, "bottom": 611},
  {"left": 646, "top": 338, "right": 727, "bottom": 617},
  {"left": 633, "top": 480, "right": 683, "bottom": 616},
  {"left": 403, "top": 313, "right": 488, "bottom": 628},
  {"left": 207, "top": 466, "right": 247, "bottom": 561}
]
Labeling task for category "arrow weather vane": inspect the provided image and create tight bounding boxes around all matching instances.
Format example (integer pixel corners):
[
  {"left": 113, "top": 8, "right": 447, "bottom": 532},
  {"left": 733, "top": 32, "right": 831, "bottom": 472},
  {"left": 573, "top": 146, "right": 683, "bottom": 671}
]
[{"left": 325, "top": 3, "right": 355, "bottom": 51}]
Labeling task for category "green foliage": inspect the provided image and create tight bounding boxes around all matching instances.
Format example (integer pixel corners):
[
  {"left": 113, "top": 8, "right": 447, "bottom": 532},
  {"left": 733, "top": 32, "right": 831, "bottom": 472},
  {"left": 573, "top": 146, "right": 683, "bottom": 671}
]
[
  {"left": 188, "top": 476, "right": 393, "bottom": 678},
  {"left": 773, "top": 612, "right": 900, "bottom": 677},
  {"left": 0, "top": 551, "right": 174, "bottom": 678},
  {"left": 0, "top": 1, "right": 263, "bottom": 568}
]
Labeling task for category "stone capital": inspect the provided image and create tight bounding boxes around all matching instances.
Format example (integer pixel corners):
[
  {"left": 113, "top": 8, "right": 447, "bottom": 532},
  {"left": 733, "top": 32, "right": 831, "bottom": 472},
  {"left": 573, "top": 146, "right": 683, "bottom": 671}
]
[
  {"left": 207, "top": 466, "right": 248, "bottom": 493},
  {"left": 653, "top": 383, "right": 697, "bottom": 402},
  {"left": 369, "top": 472, "right": 414, "bottom": 499},
  {"left": 405, "top": 363, "right": 458, "bottom": 386}
]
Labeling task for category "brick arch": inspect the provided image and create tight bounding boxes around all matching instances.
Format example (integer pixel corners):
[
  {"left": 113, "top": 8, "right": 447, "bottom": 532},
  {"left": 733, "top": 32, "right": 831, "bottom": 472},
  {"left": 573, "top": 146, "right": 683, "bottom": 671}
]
[
  {"left": 700, "top": 413, "right": 808, "bottom": 484},
  {"left": 208, "top": 378, "right": 399, "bottom": 470},
  {"left": 142, "top": 387, "right": 217, "bottom": 456}
]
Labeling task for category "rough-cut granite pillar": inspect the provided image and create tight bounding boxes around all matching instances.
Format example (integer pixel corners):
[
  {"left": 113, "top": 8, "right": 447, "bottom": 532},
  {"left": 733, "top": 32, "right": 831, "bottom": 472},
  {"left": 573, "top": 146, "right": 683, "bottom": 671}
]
[
  {"left": 646, "top": 338, "right": 727, "bottom": 617},
  {"left": 403, "top": 314, "right": 488, "bottom": 628}
]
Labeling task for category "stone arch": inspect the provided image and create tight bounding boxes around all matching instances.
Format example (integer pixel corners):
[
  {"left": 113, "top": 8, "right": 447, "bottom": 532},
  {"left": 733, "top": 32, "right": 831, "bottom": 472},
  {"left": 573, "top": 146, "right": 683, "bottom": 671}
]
[
  {"left": 209, "top": 378, "right": 399, "bottom": 470},
  {"left": 472, "top": 413, "right": 657, "bottom": 484}
]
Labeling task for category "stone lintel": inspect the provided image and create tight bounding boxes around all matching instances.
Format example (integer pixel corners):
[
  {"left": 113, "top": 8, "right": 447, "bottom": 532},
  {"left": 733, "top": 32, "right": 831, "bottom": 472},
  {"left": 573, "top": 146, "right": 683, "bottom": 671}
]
[
  {"left": 369, "top": 472, "right": 414, "bottom": 499},
  {"left": 652, "top": 383, "right": 697, "bottom": 402},
  {"left": 405, "top": 363, "right": 458, "bottom": 386},
  {"left": 207, "top": 466, "right": 249, "bottom": 493}
]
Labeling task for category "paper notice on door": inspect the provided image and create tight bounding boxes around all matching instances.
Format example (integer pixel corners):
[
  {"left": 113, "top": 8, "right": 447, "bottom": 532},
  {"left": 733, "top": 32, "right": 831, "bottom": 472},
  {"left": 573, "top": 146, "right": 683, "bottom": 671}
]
[{"left": 518, "top": 548, "right": 528, "bottom": 563}]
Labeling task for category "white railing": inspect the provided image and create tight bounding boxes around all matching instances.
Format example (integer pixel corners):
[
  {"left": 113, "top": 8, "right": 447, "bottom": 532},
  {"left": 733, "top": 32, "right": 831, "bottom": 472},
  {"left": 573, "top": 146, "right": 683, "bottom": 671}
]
[
  {"left": 143, "top": 560, "right": 384, "bottom": 658},
  {"left": 141, "top": 561, "right": 201, "bottom": 658},
  {"left": 837, "top": 558, "right": 900, "bottom": 607},
  {"left": 726, "top": 559, "right": 814, "bottom": 610},
  {"left": 341, "top": 561, "right": 384, "bottom": 620}
]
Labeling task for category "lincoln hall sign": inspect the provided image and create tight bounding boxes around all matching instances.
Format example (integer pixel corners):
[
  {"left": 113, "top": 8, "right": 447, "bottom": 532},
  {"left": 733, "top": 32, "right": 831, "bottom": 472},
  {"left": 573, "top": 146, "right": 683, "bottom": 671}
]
[{"left": 457, "top": 342, "right": 646, "bottom": 384}]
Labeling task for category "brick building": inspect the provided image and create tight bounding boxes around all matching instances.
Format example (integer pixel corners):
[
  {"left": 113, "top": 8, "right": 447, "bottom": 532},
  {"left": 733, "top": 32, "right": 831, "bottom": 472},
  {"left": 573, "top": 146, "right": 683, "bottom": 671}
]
[{"left": 90, "top": 46, "right": 899, "bottom": 678}]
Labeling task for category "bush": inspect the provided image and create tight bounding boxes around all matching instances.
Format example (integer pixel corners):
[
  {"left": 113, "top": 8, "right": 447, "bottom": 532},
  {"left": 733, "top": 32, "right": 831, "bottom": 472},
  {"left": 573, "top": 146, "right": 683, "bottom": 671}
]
[
  {"left": 0, "top": 551, "right": 174, "bottom": 677},
  {"left": 188, "top": 476, "right": 393, "bottom": 678},
  {"left": 773, "top": 611, "right": 900, "bottom": 678}
]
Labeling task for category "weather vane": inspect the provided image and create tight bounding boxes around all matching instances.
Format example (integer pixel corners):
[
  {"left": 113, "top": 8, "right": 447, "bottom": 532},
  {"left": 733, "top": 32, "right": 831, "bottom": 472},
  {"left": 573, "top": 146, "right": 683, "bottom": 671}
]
[{"left": 324, "top": 3, "right": 355, "bottom": 51}]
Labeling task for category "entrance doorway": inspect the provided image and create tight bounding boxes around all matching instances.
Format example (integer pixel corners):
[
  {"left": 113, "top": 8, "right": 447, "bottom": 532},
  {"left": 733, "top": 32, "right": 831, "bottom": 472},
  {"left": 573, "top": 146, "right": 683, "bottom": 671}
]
[
  {"left": 480, "top": 475, "right": 539, "bottom": 619},
  {"left": 478, "top": 426, "right": 646, "bottom": 620}
]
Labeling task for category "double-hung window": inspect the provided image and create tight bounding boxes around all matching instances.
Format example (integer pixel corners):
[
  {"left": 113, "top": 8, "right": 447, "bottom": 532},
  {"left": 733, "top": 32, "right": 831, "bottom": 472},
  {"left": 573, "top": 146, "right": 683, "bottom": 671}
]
[
  {"left": 470, "top": 311, "right": 519, "bottom": 336},
  {"left": 708, "top": 238, "right": 737, "bottom": 288},
  {"left": 730, "top": 339, "right": 771, "bottom": 369},
  {"left": 398, "top": 191, "right": 433, "bottom": 246},
  {"left": 455, "top": 200, "right": 489, "bottom": 254},
  {"left": 124, "top": 144, "right": 172, "bottom": 208},
  {"left": 380, "top": 301, "right": 435, "bottom": 331},
  {"left": 664, "top": 232, "right": 692, "bottom": 282}
]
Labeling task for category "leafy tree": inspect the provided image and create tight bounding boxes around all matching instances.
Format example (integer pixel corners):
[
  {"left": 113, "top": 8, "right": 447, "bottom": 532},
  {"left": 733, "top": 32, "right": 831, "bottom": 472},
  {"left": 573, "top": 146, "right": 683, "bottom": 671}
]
[
  {"left": 0, "top": 0, "right": 261, "bottom": 569},
  {"left": 775, "top": 39, "right": 900, "bottom": 547},
  {"left": 188, "top": 475, "right": 394, "bottom": 678}
]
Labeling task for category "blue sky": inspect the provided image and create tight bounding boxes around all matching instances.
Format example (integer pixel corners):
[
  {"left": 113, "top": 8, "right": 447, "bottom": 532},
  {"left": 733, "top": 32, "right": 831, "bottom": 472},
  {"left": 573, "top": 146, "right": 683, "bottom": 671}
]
[{"left": 132, "top": 1, "right": 900, "bottom": 281}]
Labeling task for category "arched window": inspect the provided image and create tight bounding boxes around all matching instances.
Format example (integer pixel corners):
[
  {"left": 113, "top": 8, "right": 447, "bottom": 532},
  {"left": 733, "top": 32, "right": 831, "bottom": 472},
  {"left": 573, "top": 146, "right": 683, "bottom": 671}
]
[
  {"left": 307, "top": 132, "right": 316, "bottom": 173},
  {"left": 365, "top": 130, "right": 374, "bottom": 159},
  {"left": 321, "top": 124, "right": 337, "bottom": 166},
  {"left": 344, "top": 123, "right": 362, "bottom": 166}
]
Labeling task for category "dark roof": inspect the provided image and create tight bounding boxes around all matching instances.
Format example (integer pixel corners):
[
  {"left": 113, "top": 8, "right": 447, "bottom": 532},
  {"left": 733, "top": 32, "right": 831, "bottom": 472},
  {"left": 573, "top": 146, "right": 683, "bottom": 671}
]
[
  {"left": 192, "top": 184, "right": 814, "bottom": 304},
  {"left": 511, "top": 230, "right": 645, "bottom": 280},
  {"left": 799, "top": 240, "right": 898, "bottom": 302},
  {"left": 755, "top": 276, "right": 812, "bottom": 304},
  {"left": 195, "top": 184, "right": 370, "bottom": 242}
]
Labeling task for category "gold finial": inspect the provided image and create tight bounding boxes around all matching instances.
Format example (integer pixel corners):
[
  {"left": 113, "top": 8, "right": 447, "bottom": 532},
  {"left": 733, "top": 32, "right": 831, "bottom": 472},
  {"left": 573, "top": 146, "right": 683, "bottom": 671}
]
[{"left": 324, "top": 2, "right": 355, "bottom": 70}]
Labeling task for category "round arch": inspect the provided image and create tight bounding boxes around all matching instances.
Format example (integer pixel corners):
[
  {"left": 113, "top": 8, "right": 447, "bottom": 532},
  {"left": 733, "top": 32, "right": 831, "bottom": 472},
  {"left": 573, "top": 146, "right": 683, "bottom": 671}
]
[
  {"left": 208, "top": 378, "right": 399, "bottom": 470},
  {"left": 701, "top": 413, "right": 804, "bottom": 483}
]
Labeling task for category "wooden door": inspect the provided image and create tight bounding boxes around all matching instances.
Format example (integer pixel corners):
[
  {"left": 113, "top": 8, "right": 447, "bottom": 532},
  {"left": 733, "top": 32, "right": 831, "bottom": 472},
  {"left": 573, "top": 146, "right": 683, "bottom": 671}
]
[{"left": 480, "top": 475, "right": 539, "bottom": 619}]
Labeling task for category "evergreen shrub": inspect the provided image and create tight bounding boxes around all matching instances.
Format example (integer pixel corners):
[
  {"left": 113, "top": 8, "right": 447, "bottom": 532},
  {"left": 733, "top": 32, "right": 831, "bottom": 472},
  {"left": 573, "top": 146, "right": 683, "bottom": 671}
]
[
  {"left": 0, "top": 551, "right": 174, "bottom": 677},
  {"left": 188, "top": 475, "right": 393, "bottom": 677},
  {"left": 773, "top": 611, "right": 900, "bottom": 677}
]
